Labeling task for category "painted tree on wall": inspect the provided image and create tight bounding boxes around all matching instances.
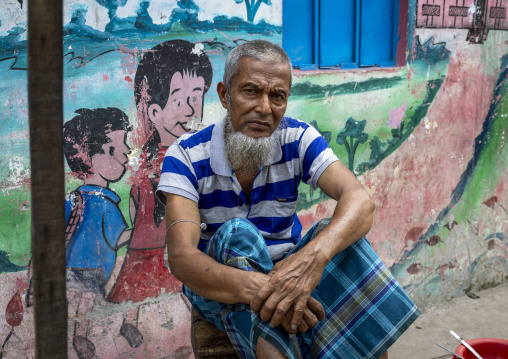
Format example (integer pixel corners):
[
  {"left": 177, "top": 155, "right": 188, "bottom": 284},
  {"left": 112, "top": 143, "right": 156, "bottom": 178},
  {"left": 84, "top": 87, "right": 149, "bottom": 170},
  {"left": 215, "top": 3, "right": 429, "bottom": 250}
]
[
  {"left": 234, "top": 0, "right": 272, "bottom": 22},
  {"left": 310, "top": 120, "right": 331, "bottom": 143},
  {"left": 336, "top": 117, "right": 368, "bottom": 173}
]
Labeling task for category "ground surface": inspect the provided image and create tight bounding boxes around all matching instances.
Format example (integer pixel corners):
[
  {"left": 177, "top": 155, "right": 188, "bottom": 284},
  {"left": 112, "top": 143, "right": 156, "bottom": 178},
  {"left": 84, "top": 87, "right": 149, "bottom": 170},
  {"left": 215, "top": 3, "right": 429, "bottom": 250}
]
[{"left": 389, "top": 282, "right": 508, "bottom": 359}]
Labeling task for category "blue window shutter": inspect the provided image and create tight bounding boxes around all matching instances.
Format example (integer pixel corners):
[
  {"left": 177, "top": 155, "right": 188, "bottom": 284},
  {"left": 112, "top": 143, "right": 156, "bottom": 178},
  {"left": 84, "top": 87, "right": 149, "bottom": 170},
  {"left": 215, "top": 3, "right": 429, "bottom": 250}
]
[
  {"left": 360, "top": 0, "right": 398, "bottom": 67},
  {"left": 319, "top": 0, "right": 357, "bottom": 68},
  {"left": 283, "top": 0, "right": 314, "bottom": 68}
]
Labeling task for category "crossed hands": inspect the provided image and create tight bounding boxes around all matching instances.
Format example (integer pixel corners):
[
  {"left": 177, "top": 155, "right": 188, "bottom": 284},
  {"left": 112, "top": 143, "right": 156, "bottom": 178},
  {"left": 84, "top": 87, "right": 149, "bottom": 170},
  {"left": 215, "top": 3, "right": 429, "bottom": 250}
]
[{"left": 250, "top": 248, "right": 327, "bottom": 334}]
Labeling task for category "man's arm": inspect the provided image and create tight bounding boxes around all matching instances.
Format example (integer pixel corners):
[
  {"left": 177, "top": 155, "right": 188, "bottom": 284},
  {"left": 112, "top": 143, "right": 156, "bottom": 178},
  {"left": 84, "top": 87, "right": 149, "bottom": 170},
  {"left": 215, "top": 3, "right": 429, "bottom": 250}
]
[
  {"left": 305, "top": 159, "right": 376, "bottom": 261},
  {"left": 167, "top": 193, "right": 325, "bottom": 334},
  {"left": 251, "top": 160, "right": 375, "bottom": 331},
  {"left": 165, "top": 193, "right": 269, "bottom": 304}
]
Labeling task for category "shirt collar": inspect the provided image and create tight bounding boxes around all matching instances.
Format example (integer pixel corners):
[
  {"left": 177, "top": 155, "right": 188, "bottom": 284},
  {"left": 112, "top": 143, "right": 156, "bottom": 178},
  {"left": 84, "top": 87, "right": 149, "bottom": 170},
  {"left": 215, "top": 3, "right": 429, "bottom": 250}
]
[
  {"left": 78, "top": 185, "right": 120, "bottom": 203},
  {"left": 210, "top": 117, "right": 283, "bottom": 176}
]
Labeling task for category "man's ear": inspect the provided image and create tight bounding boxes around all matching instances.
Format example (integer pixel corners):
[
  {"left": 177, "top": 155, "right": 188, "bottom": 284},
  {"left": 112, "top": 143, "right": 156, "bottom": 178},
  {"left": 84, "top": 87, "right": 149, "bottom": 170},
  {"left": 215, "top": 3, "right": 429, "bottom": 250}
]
[
  {"left": 217, "top": 81, "right": 228, "bottom": 110},
  {"left": 148, "top": 103, "right": 163, "bottom": 125}
]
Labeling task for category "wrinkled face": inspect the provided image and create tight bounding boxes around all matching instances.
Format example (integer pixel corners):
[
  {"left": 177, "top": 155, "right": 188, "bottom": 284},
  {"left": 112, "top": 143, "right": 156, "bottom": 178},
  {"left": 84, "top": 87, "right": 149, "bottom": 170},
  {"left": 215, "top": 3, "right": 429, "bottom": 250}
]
[
  {"left": 91, "top": 130, "right": 130, "bottom": 183},
  {"left": 218, "top": 57, "right": 291, "bottom": 139},
  {"left": 149, "top": 71, "right": 205, "bottom": 147}
]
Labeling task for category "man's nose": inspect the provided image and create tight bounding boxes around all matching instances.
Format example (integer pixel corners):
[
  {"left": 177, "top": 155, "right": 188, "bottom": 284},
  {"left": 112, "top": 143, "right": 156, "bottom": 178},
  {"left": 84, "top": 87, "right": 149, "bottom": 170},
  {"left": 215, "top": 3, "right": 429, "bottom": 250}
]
[{"left": 255, "top": 93, "right": 272, "bottom": 116}]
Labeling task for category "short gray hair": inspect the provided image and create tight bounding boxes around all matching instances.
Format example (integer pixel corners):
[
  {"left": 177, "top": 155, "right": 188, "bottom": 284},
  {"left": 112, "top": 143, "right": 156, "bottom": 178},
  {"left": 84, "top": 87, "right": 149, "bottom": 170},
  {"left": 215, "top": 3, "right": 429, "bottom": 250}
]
[{"left": 223, "top": 40, "right": 293, "bottom": 90}]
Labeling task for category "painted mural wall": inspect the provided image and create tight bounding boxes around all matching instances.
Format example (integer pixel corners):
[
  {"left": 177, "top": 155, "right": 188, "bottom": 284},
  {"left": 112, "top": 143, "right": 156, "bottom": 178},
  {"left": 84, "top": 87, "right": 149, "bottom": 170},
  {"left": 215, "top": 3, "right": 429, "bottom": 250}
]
[{"left": 0, "top": 0, "right": 507, "bottom": 357}]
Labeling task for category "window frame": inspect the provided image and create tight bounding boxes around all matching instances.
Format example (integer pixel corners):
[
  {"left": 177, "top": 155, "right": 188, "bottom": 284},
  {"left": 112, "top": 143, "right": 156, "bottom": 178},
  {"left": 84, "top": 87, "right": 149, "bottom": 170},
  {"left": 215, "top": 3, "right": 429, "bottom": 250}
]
[{"left": 282, "top": 0, "right": 405, "bottom": 71}]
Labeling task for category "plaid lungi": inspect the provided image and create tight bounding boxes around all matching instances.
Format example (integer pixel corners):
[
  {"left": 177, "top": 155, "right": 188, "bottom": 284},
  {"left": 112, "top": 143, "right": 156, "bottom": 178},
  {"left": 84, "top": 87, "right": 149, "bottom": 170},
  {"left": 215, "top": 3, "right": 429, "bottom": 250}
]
[{"left": 184, "top": 218, "right": 420, "bottom": 359}]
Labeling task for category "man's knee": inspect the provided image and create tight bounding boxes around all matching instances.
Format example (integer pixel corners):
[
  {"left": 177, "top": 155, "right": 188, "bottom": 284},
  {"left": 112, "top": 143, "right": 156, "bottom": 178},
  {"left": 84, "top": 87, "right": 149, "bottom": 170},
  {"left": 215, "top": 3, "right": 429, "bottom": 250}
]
[
  {"left": 208, "top": 218, "right": 272, "bottom": 273},
  {"left": 214, "top": 218, "right": 261, "bottom": 248},
  {"left": 222, "top": 218, "right": 259, "bottom": 233},
  {"left": 256, "top": 336, "right": 286, "bottom": 359}
]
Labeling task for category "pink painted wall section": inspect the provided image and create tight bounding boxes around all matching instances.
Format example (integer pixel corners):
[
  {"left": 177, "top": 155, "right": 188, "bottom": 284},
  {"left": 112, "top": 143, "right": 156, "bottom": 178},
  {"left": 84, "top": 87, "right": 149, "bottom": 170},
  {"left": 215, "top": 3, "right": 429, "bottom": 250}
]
[{"left": 367, "top": 45, "right": 497, "bottom": 266}]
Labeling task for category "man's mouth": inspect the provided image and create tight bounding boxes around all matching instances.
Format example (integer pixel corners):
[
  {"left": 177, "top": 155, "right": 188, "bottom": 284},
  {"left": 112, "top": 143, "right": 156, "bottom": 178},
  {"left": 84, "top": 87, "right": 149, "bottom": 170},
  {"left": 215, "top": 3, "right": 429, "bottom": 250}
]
[{"left": 248, "top": 120, "right": 271, "bottom": 129}]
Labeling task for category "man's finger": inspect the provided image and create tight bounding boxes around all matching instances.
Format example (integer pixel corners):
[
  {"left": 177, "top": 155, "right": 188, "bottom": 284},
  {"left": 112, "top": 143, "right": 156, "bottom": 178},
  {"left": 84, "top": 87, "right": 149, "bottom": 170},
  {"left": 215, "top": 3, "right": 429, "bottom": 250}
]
[
  {"left": 250, "top": 284, "right": 275, "bottom": 313},
  {"left": 302, "top": 307, "right": 318, "bottom": 329},
  {"left": 268, "top": 300, "right": 292, "bottom": 328},
  {"left": 258, "top": 291, "right": 288, "bottom": 322},
  {"left": 297, "top": 318, "right": 310, "bottom": 333},
  {"left": 307, "top": 297, "right": 325, "bottom": 321},
  {"left": 281, "top": 309, "right": 298, "bottom": 334},
  {"left": 289, "top": 299, "right": 306, "bottom": 332}
]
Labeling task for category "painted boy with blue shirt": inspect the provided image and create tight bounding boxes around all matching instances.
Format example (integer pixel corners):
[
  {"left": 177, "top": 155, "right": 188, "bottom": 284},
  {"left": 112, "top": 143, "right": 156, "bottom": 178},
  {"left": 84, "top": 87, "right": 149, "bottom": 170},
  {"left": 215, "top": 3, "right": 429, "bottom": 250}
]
[{"left": 63, "top": 107, "right": 133, "bottom": 357}]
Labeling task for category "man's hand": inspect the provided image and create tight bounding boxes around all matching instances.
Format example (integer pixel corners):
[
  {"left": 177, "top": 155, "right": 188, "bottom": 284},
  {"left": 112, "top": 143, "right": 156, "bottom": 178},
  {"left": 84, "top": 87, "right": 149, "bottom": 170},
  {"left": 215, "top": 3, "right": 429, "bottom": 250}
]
[
  {"left": 250, "top": 246, "right": 327, "bottom": 332},
  {"left": 280, "top": 297, "right": 325, "bottom": 334}
]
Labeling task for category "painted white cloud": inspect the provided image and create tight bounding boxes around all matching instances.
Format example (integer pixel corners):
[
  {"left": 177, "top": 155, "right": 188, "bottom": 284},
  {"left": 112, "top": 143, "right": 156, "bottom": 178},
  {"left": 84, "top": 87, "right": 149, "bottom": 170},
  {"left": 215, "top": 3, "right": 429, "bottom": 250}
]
[
  {"left": 194, "top": 0, "right": 281, "bottom": 26},
  {"left": 146, "top": 0, "right": 178, "bottom": 25},
  {"left": 64, "top": 0, "right": 110, "bottom": 32},
  {"left": 0, "top": 0, "right": 27, "bottom": 39},
  {"left": 116, "top": 0, "right": 142, "bottom": 19}
]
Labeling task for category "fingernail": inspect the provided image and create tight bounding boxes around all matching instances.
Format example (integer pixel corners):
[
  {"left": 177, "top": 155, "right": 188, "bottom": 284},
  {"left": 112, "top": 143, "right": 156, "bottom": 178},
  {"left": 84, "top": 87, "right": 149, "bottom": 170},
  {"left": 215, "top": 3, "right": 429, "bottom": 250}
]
[{"left": 291, "top": 325, "right": 297, "bottom": 331}]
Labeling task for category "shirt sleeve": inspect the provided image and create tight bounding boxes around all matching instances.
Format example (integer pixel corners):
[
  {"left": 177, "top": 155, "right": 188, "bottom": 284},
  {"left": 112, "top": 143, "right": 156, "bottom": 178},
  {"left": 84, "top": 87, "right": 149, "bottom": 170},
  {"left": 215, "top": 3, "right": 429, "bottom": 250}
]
[
  {"left": 103, "top": 202, "right": 128, "bottom": 249},
  {"left": 299, "top": 124, "right": 339, "bottom": 190},
  {"left": 156, "top": 141, "right": 200, "bottom": 204}
]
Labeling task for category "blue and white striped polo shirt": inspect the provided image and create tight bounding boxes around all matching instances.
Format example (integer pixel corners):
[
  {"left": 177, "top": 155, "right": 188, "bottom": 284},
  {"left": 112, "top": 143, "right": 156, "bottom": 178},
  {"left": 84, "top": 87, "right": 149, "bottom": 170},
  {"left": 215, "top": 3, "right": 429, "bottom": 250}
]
[{"left": 157, "top": 117, "right": 338, "bottom": 260}]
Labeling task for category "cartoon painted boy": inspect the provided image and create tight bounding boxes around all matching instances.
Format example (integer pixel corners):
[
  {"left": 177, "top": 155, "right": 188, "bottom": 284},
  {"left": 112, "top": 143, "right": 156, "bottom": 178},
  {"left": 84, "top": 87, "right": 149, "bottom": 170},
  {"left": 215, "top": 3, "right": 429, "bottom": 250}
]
[{"left": 63, "top": 107, "right": 132, "bottom": 357}]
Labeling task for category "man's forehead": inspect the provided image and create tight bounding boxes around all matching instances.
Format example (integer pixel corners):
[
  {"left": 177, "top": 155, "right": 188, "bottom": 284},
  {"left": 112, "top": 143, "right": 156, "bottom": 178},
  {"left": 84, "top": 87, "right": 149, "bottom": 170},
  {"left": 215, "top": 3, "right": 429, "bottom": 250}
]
[{"left": 233, "top": 57, "right": 291, "bottom": 88}]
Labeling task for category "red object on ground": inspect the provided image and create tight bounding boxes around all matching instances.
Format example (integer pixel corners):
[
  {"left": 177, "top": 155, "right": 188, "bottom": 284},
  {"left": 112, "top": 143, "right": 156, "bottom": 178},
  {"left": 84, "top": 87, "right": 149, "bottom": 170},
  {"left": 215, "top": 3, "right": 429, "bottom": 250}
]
[{"left": 454, "top": 338, "right": 508, "bottom": 359}]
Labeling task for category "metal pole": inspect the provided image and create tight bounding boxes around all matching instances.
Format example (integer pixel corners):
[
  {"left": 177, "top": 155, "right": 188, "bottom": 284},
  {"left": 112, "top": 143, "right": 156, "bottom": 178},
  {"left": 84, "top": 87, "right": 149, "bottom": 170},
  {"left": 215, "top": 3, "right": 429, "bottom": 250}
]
[{"left": 28, "top": 0, "right": 67, "bottom": 356}]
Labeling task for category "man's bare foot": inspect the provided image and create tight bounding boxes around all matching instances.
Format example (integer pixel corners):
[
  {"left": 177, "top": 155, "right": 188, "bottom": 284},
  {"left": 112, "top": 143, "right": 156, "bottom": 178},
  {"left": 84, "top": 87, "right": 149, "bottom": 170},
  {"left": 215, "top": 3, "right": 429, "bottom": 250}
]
[{"left": 256, "top": 337, "right": 286, "bottom": 359}]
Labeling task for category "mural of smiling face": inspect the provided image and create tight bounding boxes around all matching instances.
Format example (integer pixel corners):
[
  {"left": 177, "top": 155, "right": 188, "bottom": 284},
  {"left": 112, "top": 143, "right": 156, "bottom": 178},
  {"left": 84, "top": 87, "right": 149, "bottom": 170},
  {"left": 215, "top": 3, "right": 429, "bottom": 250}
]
[
  {"left": 63, "top": 107, "right": 132, "bottom": 182},
  {"left": 148, "top": 70, "right": 205, "bottom": 147},
  {"left": 90, "top": 130, "right": 130, "bottom": 184},
  {"left": 134, "top": 40, "right": 213, "bottom": 149}
]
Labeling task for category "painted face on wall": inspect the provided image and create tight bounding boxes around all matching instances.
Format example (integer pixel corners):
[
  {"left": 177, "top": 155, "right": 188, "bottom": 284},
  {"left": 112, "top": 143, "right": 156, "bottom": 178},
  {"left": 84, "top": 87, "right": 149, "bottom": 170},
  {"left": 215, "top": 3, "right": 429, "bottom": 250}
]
[
  {"left": 90, "top": 130, "right": 130, "bottom": 183},
  {"left": 148, "top": 70, "right": 206, "bottom": 147}
]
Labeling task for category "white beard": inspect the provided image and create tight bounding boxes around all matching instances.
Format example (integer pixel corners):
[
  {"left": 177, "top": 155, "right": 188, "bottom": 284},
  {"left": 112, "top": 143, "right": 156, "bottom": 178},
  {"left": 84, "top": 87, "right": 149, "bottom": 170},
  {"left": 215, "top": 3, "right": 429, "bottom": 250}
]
[{"left": 224, "top": 115, "right": 275, "bottom": 173}]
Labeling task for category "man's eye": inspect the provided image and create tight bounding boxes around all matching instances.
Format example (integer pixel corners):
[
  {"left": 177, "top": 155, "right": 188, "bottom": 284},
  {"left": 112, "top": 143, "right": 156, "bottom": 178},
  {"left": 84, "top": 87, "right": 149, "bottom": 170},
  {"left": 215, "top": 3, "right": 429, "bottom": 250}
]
[
  {"left": 271, "top": 93, "right": 286, "bottom": 103},
  {"left": 109, "top": 147, "right": 115, "bottom": 156}
]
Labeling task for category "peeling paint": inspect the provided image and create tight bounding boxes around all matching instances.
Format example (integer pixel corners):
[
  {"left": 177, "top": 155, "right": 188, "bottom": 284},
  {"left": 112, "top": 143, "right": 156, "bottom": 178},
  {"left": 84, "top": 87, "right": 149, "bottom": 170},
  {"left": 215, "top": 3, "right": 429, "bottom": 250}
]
[
  {"left": 387, "top": 103, "right": 407, "bottom": 129},
  {"left": 127, "top": 148, "right": 142, "bottom": 172}
]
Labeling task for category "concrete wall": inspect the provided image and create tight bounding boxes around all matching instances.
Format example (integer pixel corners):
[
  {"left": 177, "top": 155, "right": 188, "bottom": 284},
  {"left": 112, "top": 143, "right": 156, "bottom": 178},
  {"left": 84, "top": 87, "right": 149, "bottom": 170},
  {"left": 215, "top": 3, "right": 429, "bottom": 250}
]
[{"left": 0, "top": 0, "right": 507, "bottom": 357}]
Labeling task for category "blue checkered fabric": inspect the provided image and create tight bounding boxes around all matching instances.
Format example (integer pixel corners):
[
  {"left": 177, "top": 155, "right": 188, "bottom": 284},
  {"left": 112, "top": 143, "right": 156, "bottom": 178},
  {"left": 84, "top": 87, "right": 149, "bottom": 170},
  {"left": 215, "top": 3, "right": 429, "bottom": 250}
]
[{"left": 184, "top": 218, "right": 420, "bottom": 359}]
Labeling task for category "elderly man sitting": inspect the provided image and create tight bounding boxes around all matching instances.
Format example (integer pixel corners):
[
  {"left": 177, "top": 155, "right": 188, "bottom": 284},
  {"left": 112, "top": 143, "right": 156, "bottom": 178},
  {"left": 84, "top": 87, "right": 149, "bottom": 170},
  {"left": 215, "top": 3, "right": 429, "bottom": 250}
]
[{"left": 157, "top": 40, "right": 419, "bottom": 359}]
